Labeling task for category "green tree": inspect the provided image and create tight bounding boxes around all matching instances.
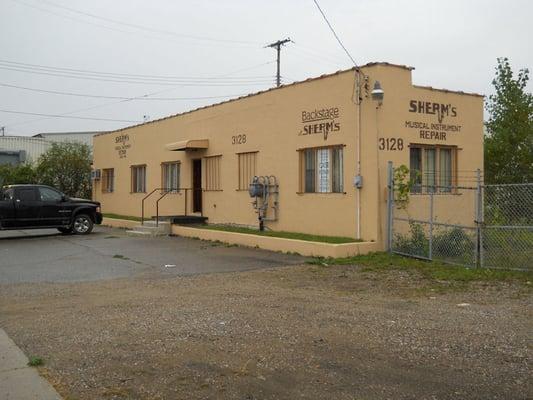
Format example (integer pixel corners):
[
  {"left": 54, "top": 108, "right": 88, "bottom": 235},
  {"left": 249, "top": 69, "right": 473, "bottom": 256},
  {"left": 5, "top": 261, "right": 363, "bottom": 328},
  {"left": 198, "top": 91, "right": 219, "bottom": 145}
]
[
  {"left": 36, "top": 142, "right": 92, "bottom": 198},
  {"left": 0, "top": 163, "right": 38, "bottom": 187},
  {"left": 485, "top": 58, "right": 533, "bottom": 184}
]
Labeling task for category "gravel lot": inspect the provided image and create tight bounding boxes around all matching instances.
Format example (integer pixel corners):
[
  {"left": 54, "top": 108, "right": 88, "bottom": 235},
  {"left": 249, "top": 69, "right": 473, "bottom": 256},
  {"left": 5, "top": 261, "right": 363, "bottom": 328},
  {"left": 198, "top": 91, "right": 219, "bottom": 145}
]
[{"left": 0, "top": 259, "right": 531, "bottom": 400}]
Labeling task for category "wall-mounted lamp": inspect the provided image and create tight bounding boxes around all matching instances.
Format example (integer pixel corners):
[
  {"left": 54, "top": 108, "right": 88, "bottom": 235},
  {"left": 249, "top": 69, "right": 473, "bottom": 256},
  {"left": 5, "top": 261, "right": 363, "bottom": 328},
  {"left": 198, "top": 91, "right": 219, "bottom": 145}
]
[{"left": 371, "top": 81, "right": 384, "bottom": 106}]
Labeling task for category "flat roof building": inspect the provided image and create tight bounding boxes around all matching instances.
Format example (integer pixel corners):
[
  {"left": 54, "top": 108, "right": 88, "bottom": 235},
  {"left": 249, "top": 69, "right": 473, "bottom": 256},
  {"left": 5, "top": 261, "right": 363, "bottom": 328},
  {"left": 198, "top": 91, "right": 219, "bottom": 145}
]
[{"left": 92, "top": 62, "right": 483, "bottom": 248}]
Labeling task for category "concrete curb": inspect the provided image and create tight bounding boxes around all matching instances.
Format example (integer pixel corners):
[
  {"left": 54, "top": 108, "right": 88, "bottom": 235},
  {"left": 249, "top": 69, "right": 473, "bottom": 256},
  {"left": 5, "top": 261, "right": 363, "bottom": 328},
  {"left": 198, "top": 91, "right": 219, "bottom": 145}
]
[{"left": 0, "top": 328, "right": 62, "bottom": 400}]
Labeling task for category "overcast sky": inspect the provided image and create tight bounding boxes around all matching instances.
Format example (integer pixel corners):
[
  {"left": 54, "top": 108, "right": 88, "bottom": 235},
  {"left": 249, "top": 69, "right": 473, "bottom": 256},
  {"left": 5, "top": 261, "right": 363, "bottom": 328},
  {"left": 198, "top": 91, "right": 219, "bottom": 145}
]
[{"left": 1, "top": 0, "right": 531, "bottom": 136}]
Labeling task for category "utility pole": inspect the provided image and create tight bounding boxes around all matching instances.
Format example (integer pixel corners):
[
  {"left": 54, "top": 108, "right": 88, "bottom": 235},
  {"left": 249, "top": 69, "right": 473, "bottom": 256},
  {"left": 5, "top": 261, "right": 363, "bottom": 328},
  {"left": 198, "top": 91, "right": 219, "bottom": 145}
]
[{"left": 266, "top": 38, "right": 291, "bottom": 87}]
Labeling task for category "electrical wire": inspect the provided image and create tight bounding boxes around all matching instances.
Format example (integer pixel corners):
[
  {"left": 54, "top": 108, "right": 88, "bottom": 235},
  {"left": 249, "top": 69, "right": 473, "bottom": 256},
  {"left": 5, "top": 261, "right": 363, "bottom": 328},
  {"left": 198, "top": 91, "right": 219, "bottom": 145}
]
[
  {"left": 311, "top": 0, "right": 358, "bottom": 67},
  {"left": 0, "top": 109, "right": 140, "bottom": 123},
  {"left": 9, "top": 0, "right": 261, "bottom": 48},
  {"left": 38, "top": 0, "right": 261, "bottom": 45},
  {"left": 0, "top": 59, "right": 271, "bottom": 83},
  {"left": 0, "top": 65, "right": 274, "bottom": 86},
  {"left": 3, "top": 60, "right": 277, "bottom": 128},
  {"left": 0, "top": 83, "right": 248, "bottom": 101},
  {"left": 0, "top": 59, "right": 272, "bottom": 81}
]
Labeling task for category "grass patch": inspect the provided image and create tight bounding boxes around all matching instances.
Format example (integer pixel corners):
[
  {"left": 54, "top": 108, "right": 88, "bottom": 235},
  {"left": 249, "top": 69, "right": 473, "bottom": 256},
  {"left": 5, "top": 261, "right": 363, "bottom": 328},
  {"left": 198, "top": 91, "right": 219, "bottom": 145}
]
[
  {"left": 308, "top": 252, "right": 533, "bottom": 285},
  {"left": 27, "top": 356, "right": 43, "bottom": 367},
  {"left": 192, "top": 224, "right": 360, "bottom": 244},
  {"left": 103, "top": 213, "right": 142, "bottom": 222},
  {"left": 113, "top": 254, "right": 126, "bottom": 259}
]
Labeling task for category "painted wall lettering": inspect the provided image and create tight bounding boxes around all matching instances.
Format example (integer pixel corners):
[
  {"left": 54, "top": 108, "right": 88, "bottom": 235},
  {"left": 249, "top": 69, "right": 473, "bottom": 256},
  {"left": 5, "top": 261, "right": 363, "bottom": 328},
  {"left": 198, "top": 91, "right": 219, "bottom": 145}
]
[
  {"left": 408, "top": 100, "right": 457, "bottom": 123},
  {"left": 299, "top": 107, "right": 341, "bottom": 140},
  {"left": 378, "top": 138, "right": 404, "bottom": 151},
  {"left": 114, "top": 133, "right": 131, "bottom": 158},
  {"left": 404, "top": 121, "right": 462, "bottom": 141},
  {"left": 232, "top": 134, "right": 246, "bottom": 145}
]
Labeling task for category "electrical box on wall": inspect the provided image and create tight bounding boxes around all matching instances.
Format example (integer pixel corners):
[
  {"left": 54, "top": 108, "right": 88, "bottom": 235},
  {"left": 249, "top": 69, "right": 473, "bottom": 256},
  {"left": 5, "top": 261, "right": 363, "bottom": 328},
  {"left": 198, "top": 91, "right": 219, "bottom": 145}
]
[{"left": 354, "top": 175, "right": 363, "bottom": 189}]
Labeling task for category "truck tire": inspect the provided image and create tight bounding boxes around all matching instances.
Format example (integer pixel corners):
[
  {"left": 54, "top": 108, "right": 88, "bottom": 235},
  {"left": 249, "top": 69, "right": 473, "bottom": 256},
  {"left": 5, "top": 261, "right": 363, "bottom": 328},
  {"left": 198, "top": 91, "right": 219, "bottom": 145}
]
[
  {"left": 57, "top": 227, "right": 72, "bottom": 234},
  {"left": 72, "top": 214, "right": 94, "bottom": 234}
]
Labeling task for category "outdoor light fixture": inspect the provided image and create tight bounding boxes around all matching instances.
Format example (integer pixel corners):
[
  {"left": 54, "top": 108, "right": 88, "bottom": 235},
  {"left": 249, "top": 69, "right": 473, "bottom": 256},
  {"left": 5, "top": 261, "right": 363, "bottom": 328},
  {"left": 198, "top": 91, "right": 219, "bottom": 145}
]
[{"left": 371, "top": 81, "right": 384, "bottom": 106}]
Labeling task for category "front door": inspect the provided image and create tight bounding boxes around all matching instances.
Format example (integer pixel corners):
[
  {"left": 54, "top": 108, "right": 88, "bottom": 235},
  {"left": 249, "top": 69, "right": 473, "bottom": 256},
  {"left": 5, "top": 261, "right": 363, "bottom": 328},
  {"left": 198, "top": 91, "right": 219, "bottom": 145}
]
[{"left": 192, "top": 159, "right": 202, "bottom": 213}]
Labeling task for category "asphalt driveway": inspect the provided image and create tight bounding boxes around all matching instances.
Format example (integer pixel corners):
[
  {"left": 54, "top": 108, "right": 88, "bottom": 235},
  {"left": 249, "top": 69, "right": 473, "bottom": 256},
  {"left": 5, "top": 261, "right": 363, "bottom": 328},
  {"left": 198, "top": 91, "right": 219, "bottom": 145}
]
[{"left": 0, "top": 226, "right": 305, "bottom": 284}]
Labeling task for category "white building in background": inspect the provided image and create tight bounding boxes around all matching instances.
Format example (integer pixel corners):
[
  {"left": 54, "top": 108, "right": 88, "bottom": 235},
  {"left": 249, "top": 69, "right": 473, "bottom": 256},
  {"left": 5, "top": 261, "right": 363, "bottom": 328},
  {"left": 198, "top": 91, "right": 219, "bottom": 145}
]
[
  {"left": 0, "top": 131, "right": 105, "bottom": 165},
  {"left": 33, "top": 131, "right": 102, "bottom": 147},
  {"left": 0, "top": 136, "right": 52, "bottom": 164}
]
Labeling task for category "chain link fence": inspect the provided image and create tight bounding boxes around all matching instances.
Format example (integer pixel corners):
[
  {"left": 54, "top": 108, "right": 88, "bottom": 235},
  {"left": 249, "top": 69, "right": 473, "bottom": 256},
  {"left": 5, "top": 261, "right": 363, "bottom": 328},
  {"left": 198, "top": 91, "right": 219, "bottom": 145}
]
[
  {"left": 387, "top": 163, "right": 533, "bottom": 271},
  {"left": 481, "top": 184, "right": 533, "bottom": 270}
]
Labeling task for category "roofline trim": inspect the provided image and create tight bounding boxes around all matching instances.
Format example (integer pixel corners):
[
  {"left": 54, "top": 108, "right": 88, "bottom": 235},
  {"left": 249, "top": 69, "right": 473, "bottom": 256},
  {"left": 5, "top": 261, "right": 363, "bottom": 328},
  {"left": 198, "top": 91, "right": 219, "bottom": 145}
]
[{"left": 413, "top": 84, "right": 484, "bottom": 98}]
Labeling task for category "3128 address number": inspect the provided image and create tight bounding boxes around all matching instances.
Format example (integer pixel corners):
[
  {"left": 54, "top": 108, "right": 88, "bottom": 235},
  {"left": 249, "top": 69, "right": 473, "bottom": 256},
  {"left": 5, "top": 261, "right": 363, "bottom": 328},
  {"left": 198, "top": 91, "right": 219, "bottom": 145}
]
[{"left": 378, "top": 138, "right": 404, "bottom": 151}]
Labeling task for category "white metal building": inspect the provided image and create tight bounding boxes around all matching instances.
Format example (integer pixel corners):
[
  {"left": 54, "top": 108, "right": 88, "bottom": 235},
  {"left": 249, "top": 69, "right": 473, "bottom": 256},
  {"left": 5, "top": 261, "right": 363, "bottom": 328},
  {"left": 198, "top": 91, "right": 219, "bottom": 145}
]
[
  {"left": 33, "top": 131, "right": 102, "bottom": 147},
  {"left": 0, "top": 136, "right": 52, "bottom": 164}
]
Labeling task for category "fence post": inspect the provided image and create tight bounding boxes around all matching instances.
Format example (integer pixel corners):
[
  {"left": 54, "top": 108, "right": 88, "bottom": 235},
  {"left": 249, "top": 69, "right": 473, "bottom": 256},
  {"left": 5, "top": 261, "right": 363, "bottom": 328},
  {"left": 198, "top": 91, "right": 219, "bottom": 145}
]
[
  {"left": 429, "top": 191, "right": 434, "bottom": 260},
  {"left": 476, "top": 169, "right": 483, "bottom": 268},
  {"left": 387, "top": 161, "right": 394, "bottom": 253}
]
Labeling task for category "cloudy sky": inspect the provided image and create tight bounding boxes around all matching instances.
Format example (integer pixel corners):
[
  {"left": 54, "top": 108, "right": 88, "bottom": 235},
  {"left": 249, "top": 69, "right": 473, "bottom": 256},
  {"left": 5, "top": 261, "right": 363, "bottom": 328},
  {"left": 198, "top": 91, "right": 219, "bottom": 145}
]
[{"left": 1, "top": 0, "right": 531, "bottom": 136}]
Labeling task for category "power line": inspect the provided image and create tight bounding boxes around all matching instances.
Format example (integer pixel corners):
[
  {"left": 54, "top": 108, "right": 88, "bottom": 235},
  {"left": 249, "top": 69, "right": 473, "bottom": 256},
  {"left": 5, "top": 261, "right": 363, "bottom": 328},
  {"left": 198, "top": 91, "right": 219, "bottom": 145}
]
[
  {"left": 0, "top": 83, "right": 248, "bottom": 101},
  {"left": 0, "top": 65, "right": 275, "bottom": 86},
  {"left": 0, "top": 59, "right": 273, "bottom": 82},
  {"left": 38, "top": 0, "right": 260, "bottom": 45},
  {"left": 311, "top": 0, "right": 358, "bottom": 67},
  {"left": 10, "top": 0, "right": 261, "bottom": 47},
  {"left": 0, "top": 109, "right": 140, "bottom": 123},
  {"left": 3, "top": 60, "right": 277, "bottom": 128}
]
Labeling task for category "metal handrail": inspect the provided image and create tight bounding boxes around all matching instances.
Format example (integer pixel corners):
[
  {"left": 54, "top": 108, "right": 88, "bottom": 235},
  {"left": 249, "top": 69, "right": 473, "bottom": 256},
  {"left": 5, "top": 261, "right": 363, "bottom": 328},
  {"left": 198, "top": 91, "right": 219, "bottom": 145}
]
[
  {"left": 141, "top": 188, "right": 166, "bottom": 225},
  {"left": 142, "top": 187, "right": 203, "bottom": 224},
  {"left": 155, "top": 189, "right": 178, "bottom": 226}
]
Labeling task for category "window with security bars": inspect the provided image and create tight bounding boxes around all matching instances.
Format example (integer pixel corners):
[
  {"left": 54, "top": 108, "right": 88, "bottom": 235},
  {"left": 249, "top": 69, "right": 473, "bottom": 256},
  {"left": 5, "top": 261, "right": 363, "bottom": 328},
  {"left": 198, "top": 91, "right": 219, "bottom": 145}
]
[
  {"left": 205, "top": 155, "right": 222, "bottom": 191},
  {"left": 131, "top": 164, "right": 146, "bottom": 193},
  {"left": 161, "top": 162, "right": 180, "bottom": 192},
  {"left": 300, "top": 146, "right": 344, "bottom": 193},
  {"left": 410, "top": 145, "right": 456, "bottom": 193},
  {"left": 102, "top": 168, "right": 114, "bottom": 193},
  {"left": 237, "top": 152, "right": 257, "bottom": 190}
]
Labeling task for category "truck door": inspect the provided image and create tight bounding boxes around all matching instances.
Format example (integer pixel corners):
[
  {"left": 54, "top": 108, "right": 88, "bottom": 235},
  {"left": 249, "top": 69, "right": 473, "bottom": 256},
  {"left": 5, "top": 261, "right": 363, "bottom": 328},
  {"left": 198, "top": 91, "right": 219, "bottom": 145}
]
[
  {"left": 38, "top": 186, "right": 68, "bottom": 226},
  {"left": 0, "top": 188, "right": 16, "bottom": 228},
  {"left": 14, "top": 187, "right": 41, "bottom": 227}
]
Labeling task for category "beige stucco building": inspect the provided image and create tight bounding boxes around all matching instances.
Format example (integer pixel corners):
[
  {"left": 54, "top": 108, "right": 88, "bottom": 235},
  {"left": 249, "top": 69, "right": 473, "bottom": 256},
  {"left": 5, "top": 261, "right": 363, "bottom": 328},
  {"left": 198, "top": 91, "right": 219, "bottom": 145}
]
[{"left": 92, "top": 62, "right": 484, "bottom": 249}]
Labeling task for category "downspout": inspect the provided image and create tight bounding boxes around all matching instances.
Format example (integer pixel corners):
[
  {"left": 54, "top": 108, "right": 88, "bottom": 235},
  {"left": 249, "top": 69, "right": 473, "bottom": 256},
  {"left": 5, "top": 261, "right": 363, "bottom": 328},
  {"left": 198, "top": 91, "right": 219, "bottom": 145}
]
[{"left": 353, "top": 69, "right": 364, "bottom": 240}]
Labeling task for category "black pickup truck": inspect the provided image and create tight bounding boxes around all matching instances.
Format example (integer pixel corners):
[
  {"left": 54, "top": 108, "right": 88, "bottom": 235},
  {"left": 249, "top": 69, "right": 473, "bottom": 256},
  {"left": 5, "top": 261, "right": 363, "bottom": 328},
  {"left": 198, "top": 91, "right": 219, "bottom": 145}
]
[{"left": 0, "top": 184, "right": 102, "bottom": 234}]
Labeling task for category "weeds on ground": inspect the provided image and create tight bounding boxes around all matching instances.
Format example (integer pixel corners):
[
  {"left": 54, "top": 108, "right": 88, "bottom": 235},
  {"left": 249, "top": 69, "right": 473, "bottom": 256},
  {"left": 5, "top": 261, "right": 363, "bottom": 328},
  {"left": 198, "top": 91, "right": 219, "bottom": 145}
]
[
  {"left": 307, "top": 252, "right": 533, "bottom": 286},
  {"left": 27, "top": 356, "right": 43, "bottom": 367}
]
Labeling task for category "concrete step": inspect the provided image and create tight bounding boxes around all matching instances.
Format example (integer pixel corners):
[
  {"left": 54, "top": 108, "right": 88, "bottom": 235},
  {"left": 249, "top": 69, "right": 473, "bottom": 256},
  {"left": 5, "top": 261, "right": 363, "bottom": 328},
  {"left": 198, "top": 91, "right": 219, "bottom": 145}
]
[
  {"left": 133, "top": 225, "right": 169, "bottom": 233},
  {"left": 143, "top": 220, "right": 171, "bottom": 227},
  {"left": 125, "top": 230, "right": 153, "bottom": 237},
  {"left": 126, "top": 221, "right": 171, "bottom": 237}
]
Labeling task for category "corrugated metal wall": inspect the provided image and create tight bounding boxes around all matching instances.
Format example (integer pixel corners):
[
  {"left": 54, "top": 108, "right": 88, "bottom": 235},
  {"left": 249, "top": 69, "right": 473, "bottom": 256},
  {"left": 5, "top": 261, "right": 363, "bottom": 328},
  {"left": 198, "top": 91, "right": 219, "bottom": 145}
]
[{"left": 0, "top": 136, "right": 52, "bottom": 163}]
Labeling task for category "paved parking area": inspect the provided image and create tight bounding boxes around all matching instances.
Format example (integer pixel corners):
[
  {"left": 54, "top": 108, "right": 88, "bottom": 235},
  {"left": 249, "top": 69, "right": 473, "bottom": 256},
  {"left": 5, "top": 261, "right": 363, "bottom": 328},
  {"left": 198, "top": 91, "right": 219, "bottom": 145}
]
[{"left": 0, "top": 226, "right": 305, "bottom": 284}]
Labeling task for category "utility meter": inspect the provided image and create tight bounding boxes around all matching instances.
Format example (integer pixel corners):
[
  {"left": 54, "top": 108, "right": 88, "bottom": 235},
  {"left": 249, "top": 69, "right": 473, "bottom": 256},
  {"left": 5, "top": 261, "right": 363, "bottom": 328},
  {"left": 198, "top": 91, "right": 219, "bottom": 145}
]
[{"left": 249, "top": 176, "right": 264, "bottom": 197}]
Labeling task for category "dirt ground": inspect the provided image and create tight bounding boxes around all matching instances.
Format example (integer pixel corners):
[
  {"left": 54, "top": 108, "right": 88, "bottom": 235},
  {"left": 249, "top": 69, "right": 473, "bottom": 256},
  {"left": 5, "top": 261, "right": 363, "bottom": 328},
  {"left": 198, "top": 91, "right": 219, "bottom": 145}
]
[{"left": 0, "top": 262, "right": 531, "bottom": 400}]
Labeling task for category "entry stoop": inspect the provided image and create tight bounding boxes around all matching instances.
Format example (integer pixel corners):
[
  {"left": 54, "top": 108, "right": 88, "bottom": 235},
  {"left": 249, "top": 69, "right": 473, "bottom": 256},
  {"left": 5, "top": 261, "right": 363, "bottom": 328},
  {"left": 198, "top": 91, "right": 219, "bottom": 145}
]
[{"left": 126, "top": 220, "right": 171, "bottom": 237}]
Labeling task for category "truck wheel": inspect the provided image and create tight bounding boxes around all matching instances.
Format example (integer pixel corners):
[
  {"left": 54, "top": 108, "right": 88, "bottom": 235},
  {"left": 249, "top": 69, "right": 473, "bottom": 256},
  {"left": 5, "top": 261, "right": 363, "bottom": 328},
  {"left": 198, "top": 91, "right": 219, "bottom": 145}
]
[
  {"left": 57, "top": 227, "right": 72, "bottom": 234},
  {"left": 72, "top": 214, "right": 94, "bottom": 234}
]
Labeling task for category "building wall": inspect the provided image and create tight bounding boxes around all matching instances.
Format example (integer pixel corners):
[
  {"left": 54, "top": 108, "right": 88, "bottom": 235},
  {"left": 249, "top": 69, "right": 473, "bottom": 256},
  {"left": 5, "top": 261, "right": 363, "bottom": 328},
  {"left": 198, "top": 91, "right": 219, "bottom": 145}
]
[
  {"left": 35, "top": 132, "right": 96, "bottom": 146},
  {"left": 93, "top": 71, "right": 360, "bottom": 238},
  {"left": 92, "top": 63, "right": 484, "bottom": 246},
  {"left": 0, "top": 136, "right": 52, "bottom": 164}
]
